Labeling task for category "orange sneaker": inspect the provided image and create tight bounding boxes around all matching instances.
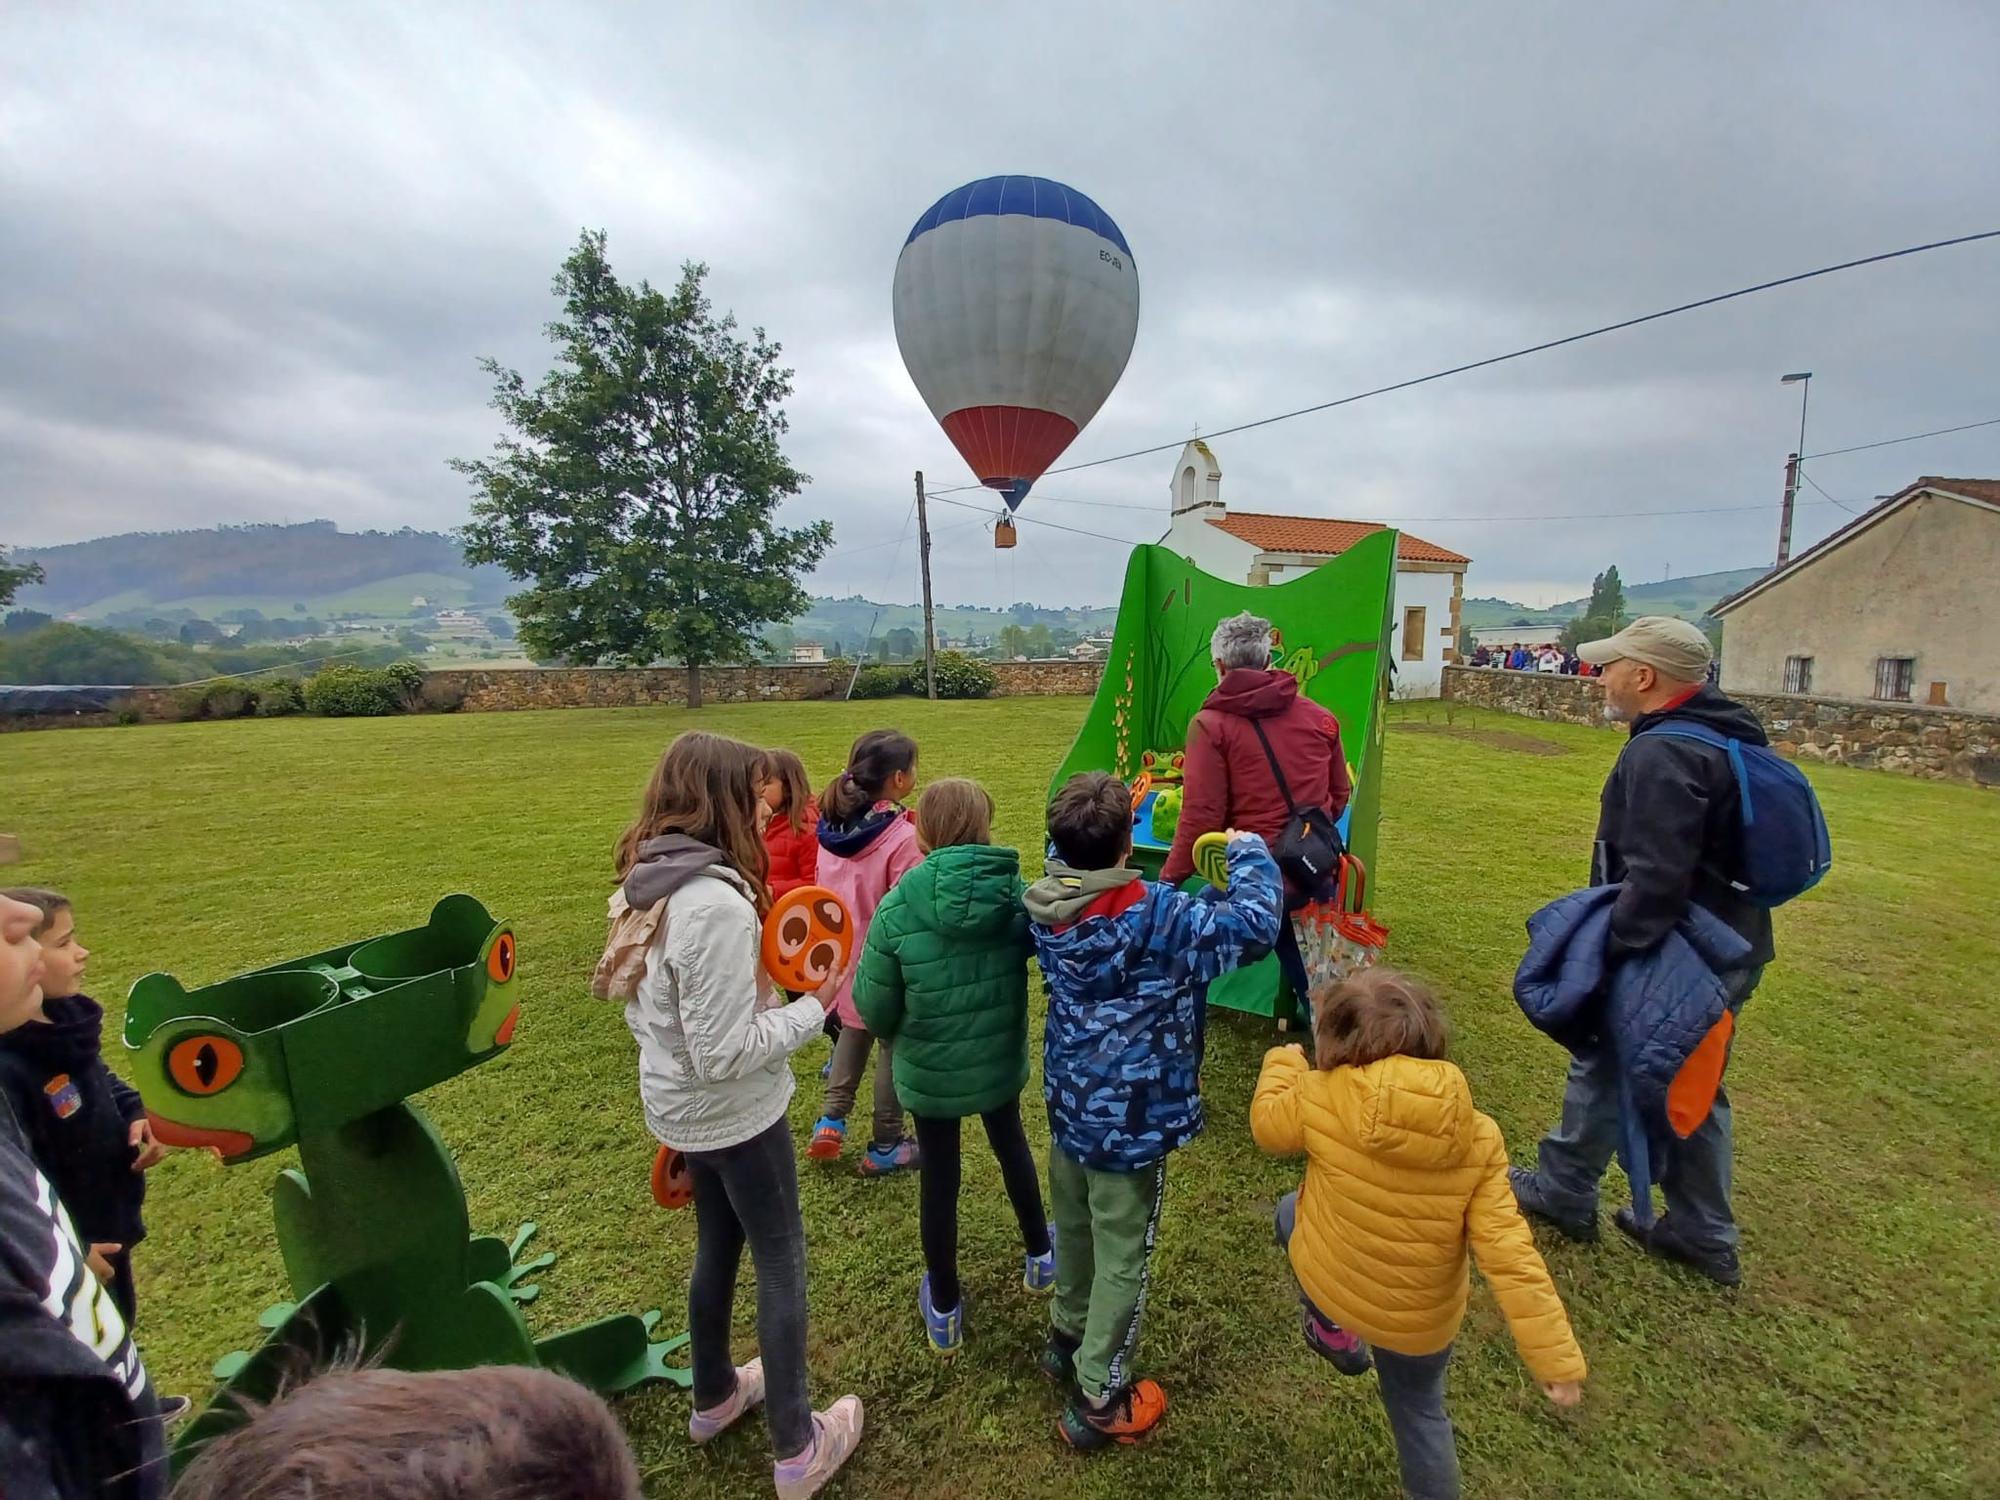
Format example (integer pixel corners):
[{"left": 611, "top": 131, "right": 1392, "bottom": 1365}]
[
  {"left": 806, "top": 1117, "right": 846, "bottom": 1161},
  {"left": 1057, "top": 1380, "right": 1168, "bottom": 1450}
]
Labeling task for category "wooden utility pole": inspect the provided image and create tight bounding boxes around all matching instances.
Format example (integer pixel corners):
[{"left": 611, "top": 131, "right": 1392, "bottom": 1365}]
[{"left": 915, "top": 470, "right": 937, "bottom": 700}]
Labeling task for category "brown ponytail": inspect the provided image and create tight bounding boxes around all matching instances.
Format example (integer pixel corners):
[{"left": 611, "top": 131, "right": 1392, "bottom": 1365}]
[{"left": 819, "top": 728, "right": 918, "bottom": 825}]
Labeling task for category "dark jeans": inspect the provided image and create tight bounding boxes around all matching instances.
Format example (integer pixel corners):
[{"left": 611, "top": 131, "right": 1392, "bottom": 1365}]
[
  {"left": 1275, "top": 1192, "right": 1460, "bottom": 1499},
  {"left": 1529, "top": 964, "right": 1764, "bottom": 1251},
  {"left": 911, "top": 1101, "right": 1051, "bottom": 1312},
  {"left": 684, "top": 1117, "right": 812, "bottom": 1459}
]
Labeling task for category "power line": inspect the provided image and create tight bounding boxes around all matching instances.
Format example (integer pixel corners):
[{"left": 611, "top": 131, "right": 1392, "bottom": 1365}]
[
  {"left": 1802, "top": 415, "right": 2000, "bottom": 460},
  {"left": 1799, "top": 469, "right": 1861, "bottom": 516},
  {"left": 926, "top": 491, "right": 1153, "bottom": 546},
  {"left": 929, "top": 229, "right": 2000, "bottom": 494}
]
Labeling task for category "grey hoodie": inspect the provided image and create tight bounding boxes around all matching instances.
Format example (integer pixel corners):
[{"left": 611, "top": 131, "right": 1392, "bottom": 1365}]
[
  {"left": 623, "top": 834, "right": 731, "bottom": 910},
  {"left": 1023, "top": 859, "right": 1145, "bottom": 928}
]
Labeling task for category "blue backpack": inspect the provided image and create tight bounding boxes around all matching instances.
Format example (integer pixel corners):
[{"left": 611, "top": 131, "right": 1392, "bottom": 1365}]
[{"left": 1638, "top": 719, "right": 1832, "bottom": 906}]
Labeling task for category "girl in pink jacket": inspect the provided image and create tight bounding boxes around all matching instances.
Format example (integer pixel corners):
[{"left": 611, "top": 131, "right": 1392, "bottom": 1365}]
[{"left": 809, "top": 729, "right": 924, "bottom": 1175}]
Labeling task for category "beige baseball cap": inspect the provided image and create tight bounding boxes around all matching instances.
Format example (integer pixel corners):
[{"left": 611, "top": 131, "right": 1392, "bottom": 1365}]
[{"left": 1577, "top": 615, "right": 1712, "bottom": 680}]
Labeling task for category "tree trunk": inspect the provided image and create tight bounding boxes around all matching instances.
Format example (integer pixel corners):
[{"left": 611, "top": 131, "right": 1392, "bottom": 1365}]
[{"left": 686, "top": 661, "right": 704, "bottom": 709}]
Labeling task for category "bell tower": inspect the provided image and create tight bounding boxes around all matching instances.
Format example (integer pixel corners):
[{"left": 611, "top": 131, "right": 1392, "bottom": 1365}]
[{"left": 1170, "top": 439, "right": 1223, "bottom": 518}]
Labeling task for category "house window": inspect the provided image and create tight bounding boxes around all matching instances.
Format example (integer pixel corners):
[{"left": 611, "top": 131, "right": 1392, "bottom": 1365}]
[
  {"left": 1783, "top": 655, "right": 1814, "bottom": 694},
  {"left": 1401, "top": 606, "right": 1427, "bottom": 661},
  {"left": 1873, "top": 656, "right": 1914, "bottom": 702}
]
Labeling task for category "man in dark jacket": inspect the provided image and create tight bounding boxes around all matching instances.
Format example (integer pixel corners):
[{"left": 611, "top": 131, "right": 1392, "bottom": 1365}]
[
  {"left": 1511, "top": 617, "right": 1771, "bottom": 1286},
  {"left": 1162, "top": 612, "right": 1350, "bottom": 1015}
]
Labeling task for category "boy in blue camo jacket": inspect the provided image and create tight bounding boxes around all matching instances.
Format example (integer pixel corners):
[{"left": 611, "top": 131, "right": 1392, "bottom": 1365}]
[{"left": 1025, "top": 771, "right": 1281, "bottom": 1450}]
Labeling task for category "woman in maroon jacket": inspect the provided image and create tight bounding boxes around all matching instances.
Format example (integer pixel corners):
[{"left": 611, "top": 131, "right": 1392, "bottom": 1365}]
[{"left": 1162, "top": 612, "right": 1350, "bottom": 1013}]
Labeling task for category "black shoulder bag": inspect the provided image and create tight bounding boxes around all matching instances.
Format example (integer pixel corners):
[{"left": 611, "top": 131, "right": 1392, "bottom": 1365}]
[{"left": 1248, "top": 717, "right": 1344, "bottom": 886}]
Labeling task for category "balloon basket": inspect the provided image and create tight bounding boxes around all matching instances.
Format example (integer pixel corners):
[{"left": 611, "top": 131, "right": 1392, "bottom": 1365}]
[{"left": 994, "top": 518, "right": 1017, "bottom": 549}]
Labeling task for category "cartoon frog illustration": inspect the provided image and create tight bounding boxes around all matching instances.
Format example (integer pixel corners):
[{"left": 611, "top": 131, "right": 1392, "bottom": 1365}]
[{"left": 126, "top": 894, "right": 686, "bottom": 1462}]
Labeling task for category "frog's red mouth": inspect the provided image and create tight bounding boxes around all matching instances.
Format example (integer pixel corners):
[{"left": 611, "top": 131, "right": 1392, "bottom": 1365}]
[
  {"left": 147, "top": 1111, "right": 255, "bottom": 1162},
  {"left": 495, "top": 1004, "right": 520, "bottom": 1046}
]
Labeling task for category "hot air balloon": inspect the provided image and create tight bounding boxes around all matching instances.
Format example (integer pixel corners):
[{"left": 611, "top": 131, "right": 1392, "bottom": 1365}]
[{"left": 893, "top": 176, "right": 1140, "bottom": 542}]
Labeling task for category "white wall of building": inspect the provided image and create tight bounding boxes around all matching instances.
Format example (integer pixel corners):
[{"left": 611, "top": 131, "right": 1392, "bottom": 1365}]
[
  {"left": 1163, "top": 512, "right": 1258, "bottom": 580},
  {"left": 1383, "top": 568, "right": 1457, "bottom": 697},
  {"left": 1156, "top": 441, "right": 1465, "bottom": 697}
]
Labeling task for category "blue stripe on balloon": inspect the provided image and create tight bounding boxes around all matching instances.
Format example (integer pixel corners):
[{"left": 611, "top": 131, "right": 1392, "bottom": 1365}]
[{"left": 904, "top": 175, "right": 1133, "bottom": 260}]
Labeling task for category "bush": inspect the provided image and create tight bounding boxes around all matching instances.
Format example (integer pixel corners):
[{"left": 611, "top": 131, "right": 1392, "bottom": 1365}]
[
  {"left": 930, "top": 651, "right": 998, "bottom": 700},
  {"left": 158, "top": 680, "right": 255, "bottom": 722},
  {"left": 380, "top": 659, "right": 426, "bottom": 712},
  {"left": 250, "top": 677, "right": 306, "bottom": 717},
  {"left": 303, "top": 664, "right": 402, "bottom": 717},
  {"left": 849, "top": 664, "right": 912, "bottom": 700},
  {"left": 200, "top": 684, "right": 252, "bottom": 720}
]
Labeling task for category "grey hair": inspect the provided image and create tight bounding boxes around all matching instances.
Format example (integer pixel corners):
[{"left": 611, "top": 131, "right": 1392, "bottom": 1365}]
[{"left": 1211, "top": 612, "right": 1273, "bottom": 671}]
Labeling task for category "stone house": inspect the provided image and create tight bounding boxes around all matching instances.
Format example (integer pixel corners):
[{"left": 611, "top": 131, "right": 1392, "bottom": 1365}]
[
  {"left": 1157, "top": 440, "right": 1472, "bottom": 697},
  {"left": 1712, "top": 476, "right": 2000, "bottom": 713}
]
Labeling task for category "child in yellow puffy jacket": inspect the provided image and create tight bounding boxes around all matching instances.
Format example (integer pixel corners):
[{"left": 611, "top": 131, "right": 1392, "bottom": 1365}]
[{"left": 1251, "top": 968, "right": 1585, "bottom": 1500}]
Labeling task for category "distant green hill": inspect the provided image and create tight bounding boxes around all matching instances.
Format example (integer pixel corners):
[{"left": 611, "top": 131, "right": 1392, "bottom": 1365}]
[
  {"left": 10, "top": 523, "right": 1122, "bottom": 648},
  {"left": 1463, "top": 567, "right": 1766, "bottom": 631},
  {"left": 780, "top": 596, "right": 1119, "bottom": 654},
  {"left": 15, "top": 523, "right": 515, "bottom": 618}
]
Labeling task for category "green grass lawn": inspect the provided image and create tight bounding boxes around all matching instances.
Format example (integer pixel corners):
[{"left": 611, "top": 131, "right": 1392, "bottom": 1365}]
[{"left": 3, "top": 700, "right": 1995, "bottom": 1498}]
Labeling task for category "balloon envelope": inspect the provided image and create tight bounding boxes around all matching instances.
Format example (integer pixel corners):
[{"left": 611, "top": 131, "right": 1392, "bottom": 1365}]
[{"left": 893, "top": 176, "right": 1140, "bottom": 510}]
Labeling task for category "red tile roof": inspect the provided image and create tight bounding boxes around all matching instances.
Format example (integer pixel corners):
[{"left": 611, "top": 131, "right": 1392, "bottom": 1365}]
[
  {"left": 1205, "top": 511, "right": 1470, "bottom": 566},
  {"left": 1924, "top": 476, "right": 2000, "bottom": 506}
]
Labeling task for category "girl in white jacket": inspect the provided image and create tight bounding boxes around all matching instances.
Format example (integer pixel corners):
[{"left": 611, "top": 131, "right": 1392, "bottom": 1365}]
[{"left": 616, "top": 731, "right": 863, "bottom": 1500}]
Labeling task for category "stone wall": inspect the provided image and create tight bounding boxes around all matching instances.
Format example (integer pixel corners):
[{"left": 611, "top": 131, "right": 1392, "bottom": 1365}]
[
  {"left": 990, "top": 659, "right": 1104, "bottom": 697},
  {"left": 430, "top": 659, "right": 1103, "bottom": 713},
  {"left": 1733, "top": 692, "right": 2000, "bottom": 785},
  {"left": 1440, "top": 665, "right": 1604, "bottom": 724},
  {"left": 1, "top": 660, "right": 1110, "bottom": 732},
  {"left": 1439, "top": 666, "right": 2000, "bottom": 787},
  {"left": 428, "top": 664, "right": 842, "bottom": 713}
]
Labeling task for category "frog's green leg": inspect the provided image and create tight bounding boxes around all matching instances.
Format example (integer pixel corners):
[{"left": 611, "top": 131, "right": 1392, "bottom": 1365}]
[
  {"left": 468, "top": 1221, "right": 556, "bottom": 1305},
  {"left": 210, "top": 1302, "right": 300, "bottom": 1381},
  {"left": 535, "top": 1312, "right": 693, "bottom": 1393},
  {"left": 175, "top": 1283, "right": 353, "bottom": 1475}
]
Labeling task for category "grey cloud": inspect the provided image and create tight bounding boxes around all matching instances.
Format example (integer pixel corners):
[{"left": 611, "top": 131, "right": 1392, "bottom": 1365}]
[{"left": 3, "top": 1, "right": 1996, "bottom": 611}]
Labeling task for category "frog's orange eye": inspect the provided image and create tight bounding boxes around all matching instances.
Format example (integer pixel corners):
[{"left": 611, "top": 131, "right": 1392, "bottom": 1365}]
[
  {"left": 487, "top": 931, "right": 516, "bottom": 984},
  {"left": 167, "top": 1035, "right": 244, "bottom": 1096}
]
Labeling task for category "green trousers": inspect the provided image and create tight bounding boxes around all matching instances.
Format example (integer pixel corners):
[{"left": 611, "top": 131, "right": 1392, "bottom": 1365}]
[{"left": 1047, "top": 1148, "right": 1167, "bottom": 1402}]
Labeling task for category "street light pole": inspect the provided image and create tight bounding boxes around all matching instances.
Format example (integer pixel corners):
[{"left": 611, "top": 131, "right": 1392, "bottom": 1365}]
[{"left": 1777, "top": 372, "right": 1812, "bottom": 567}]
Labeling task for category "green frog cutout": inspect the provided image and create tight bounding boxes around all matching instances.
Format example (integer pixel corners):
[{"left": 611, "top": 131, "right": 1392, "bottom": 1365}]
[{"left": 125, "top": 894, "right": 686, "bottom": 1464}]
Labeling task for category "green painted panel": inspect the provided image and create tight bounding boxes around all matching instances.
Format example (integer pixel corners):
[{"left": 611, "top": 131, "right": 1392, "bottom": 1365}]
[{"left": 1047, "top": 540, "right": 1397, "bottom": 1018}]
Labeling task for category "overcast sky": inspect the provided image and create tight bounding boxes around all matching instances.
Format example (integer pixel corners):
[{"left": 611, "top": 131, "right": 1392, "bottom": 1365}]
[{"left": 3, "top": 2, "right": 1996, "bottom": 607}]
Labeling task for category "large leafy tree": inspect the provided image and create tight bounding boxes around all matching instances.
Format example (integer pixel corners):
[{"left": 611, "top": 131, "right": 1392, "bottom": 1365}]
[
  {"left": 456, "top": 232, "right": 831, "bottom": 706},
  {"left": 1560, "top": 565, "right": 1630, "bottom": 653},
  {"left": 0, "top": 547, "right": 44, "bottom": 611}
]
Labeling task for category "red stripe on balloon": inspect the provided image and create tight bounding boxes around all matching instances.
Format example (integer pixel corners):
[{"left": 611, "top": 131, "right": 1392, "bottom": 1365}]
[{"left": 938, "top": 406, "right": 1080, "bottom": 493}]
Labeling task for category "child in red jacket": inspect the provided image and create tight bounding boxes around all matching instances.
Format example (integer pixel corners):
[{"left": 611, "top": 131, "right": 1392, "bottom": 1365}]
[
  {"left": 761, "top": 750, "right": 841, "bottom": 1073},
  {"left": 760, "top": 750, "right": 820, "bottom": 899}
]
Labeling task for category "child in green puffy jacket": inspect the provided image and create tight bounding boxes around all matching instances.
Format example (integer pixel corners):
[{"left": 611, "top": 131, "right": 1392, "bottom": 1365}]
[{"left": 852, "top": 778, "right": 1054, "bottom": 1356}]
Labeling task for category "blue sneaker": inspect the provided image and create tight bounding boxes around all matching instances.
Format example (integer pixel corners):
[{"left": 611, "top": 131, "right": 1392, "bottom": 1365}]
[
  {"left": 1024, "top": 1223, "right": 1056, "bottom": 1292},
  {"left": 859, "top": 1138, "right": 921, "bottom": 1176},
  {"left": 807, "top": 1117, "right": 846, "bottom": 1161},
  {"left": 919, "top": 1273, "right": 962, "bottom": 1356}
]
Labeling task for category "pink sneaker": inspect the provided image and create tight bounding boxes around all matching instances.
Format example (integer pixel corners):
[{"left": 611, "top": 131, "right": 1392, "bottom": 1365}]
[
  {"left": 773, "top": 1396, "right": 864, "bottom": 1499},
  {"left": 688, "top": 1358, "right": 765, "bottom": 1444}
]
